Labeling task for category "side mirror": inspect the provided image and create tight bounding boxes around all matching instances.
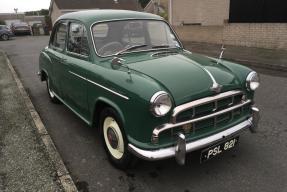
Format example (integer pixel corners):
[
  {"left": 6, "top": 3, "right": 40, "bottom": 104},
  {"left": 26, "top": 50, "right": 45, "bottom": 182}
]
[
  {"left": 111, "top": 57, "right": 124, "bottom": 70},
  {"left": 111, "top": 57, "right": 131, "bottom": 74}
]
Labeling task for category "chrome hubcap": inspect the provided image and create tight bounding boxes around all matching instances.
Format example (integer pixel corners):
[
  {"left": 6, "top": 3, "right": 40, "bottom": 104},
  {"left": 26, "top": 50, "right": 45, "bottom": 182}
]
[{"left": 107, "top": 127, "right": 119, "bottom": 149}]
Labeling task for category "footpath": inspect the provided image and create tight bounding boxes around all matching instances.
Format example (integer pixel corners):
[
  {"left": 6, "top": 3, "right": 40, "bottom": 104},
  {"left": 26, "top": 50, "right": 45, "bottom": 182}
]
[
  {"left": 0, "top": 51, "right": 76, "bottom": 192},
  {"left": 183, "top": 41, "right": 287, "bottom": 72}
]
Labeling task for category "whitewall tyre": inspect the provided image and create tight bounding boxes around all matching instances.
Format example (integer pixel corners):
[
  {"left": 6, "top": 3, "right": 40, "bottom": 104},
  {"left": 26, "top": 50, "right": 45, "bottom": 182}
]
[
  {"left": 100, "top": 107, "right": 136, "bottom": 169},
  {"left": 103, "top": 117, "right": 125, "bottom": 159}
]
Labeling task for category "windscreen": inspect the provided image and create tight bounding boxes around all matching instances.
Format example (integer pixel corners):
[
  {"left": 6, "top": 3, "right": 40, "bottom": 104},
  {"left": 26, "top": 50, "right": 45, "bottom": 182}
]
[{"left": 92, "top": 20, "right": 181, "bottom": 56}]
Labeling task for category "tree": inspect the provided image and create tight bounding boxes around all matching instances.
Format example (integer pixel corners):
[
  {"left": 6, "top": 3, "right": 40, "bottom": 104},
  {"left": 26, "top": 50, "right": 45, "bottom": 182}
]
[
  {"left": 25, "top": 9, "right": 49, "bottom": 16},
  {"left": 39, "top": 9, "right": 49, "bottom": 15},
  {"left": 44, "top": 15, "right": 52, "bottom": 30}
]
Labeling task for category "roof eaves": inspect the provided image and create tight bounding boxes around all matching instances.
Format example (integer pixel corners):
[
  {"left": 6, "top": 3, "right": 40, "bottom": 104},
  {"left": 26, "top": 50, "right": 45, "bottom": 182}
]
[{"left": 49, "top": 0, "right": 54, "bottom": 16}]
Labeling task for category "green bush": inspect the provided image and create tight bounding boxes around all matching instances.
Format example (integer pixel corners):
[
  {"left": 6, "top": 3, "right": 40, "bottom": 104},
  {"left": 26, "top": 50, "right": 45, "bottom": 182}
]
[{"left": 159, "top": 12, "right": 168, "bottom": 21}]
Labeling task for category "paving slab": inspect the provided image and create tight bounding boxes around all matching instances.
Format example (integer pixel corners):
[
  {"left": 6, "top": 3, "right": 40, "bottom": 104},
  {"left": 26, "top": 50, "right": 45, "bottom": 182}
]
[{"left": 0, "top": 51, "right": 75, "bottom": 192}]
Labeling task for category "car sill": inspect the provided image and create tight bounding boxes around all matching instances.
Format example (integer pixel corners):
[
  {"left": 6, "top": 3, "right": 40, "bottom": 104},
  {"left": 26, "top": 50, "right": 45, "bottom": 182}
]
[{"left": 52, "top": 91, "right": 91, "bottom": 125}]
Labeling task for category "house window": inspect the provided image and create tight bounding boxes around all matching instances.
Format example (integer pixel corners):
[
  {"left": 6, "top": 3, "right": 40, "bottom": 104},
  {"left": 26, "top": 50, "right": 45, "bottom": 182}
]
[{"left": 229, "top": 0, "right": 287, "bottom": 23}]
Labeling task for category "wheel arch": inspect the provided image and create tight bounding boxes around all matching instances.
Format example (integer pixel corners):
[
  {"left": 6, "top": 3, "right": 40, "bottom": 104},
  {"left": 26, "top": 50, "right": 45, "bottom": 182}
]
[
  {"left": 39, "top": 50, "right": 52, "bottom": 81},
  {"left": 40, "top": 69, "right": 48, "bottom": 81},
  {"left": 92, "top": 97, "right": 126, "bottom": 130}
]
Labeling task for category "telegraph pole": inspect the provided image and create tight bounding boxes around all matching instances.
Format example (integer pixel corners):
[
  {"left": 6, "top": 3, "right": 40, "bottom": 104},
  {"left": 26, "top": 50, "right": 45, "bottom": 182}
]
[{"left": 14, "top": 8, "right": 18, "bottom": 19}]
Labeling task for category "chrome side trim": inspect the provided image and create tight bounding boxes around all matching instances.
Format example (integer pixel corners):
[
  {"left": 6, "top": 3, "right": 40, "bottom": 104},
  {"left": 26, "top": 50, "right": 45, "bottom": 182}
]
[
  {"left": 68, "top": 71, "right": 129, "bottom": 100},
  {"left": 172, "top": 90, "right": 243, "bottom": 120},
  {"left": 153, "top": 99, "right": 251, "bottom": 142},
  {"left": 69, "top": 71, "right": 86, "bottom": 80},
  {"left": 128, "top": 118, "right": 252, "bottom": 161}
]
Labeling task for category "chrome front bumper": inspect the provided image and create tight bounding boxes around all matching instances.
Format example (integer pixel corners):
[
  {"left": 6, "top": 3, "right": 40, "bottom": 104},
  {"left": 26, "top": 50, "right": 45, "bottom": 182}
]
[{"left": 128, "top": 107, "right": 259, "bottom": 164}]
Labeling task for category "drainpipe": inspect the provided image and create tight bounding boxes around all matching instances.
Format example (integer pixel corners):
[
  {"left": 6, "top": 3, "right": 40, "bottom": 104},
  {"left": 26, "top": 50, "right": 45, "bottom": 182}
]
[{"left": 169, "top": 0, "right": 172, "bottom": 24}]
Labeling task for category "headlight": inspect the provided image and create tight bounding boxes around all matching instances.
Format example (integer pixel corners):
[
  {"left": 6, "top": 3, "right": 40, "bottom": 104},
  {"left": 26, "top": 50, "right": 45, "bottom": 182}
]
[
  {"left": 246, "top": 71, "right": 260, "bottom": 91},
  {"left": 150, "top": 91, "right": 172, "bottom": 117}
]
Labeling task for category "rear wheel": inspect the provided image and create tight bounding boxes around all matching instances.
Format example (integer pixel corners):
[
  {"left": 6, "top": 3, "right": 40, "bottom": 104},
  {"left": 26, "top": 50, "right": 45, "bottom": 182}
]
[
  {"left": 46, "top": 77, "right": 61, "bottom": 103},
  {"left": 1, "top": 34, "right": 9, "bottom": 41},
  {"left": 99, "top": 107, "right": 136, "bottom": 169}
]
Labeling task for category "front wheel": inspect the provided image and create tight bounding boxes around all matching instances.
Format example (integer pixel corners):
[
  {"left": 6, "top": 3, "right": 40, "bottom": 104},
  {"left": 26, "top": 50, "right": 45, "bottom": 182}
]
[
  {"left": 99, "top": 107, "right": 136, "bottom": 169},
  {"left": 1, "top": 34, "right": 9, "bottom": 41}
]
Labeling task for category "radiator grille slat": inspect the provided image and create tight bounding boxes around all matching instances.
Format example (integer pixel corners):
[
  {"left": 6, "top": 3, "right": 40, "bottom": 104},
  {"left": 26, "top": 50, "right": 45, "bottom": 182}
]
[{"left": 172, "top": 90, "right": 250, "bottom": 135}]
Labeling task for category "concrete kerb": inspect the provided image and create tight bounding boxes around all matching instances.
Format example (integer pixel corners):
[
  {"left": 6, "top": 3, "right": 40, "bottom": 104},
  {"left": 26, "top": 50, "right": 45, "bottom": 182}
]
[{"left": 1, "top": 50, "right": 78, "bottom": 192}]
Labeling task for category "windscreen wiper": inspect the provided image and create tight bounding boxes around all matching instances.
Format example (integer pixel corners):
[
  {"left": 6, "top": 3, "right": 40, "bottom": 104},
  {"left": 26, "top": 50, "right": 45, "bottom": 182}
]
[{"left": 115, "top": 44, "right": 147, "bottom": 55}]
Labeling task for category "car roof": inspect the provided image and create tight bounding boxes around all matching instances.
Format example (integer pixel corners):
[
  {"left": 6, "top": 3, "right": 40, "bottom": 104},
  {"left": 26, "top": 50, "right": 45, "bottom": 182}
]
[{"left": 57, "top": 9, "right": 163, "bottom": 26}]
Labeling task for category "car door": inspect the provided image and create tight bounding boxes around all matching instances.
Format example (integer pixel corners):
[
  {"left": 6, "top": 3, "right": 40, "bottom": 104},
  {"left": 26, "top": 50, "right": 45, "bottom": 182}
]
[
  {"left": 46, "top": 21, "right": 68, "bottom": 98},
  {"left": 61, "top": 21, "right": 91, "bottom": 120}
]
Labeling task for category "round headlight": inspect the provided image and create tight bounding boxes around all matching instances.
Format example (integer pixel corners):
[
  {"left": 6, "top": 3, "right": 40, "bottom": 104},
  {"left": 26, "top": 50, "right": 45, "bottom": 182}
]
[
  {"left": 150, "top": 91, "right": 172, "bottom": 117},
  {"left": 246, "top": 71, "right": 260, "bottom": 91}
]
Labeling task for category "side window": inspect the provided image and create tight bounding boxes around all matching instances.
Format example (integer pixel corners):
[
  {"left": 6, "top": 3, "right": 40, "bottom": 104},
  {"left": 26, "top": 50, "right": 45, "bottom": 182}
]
[
  {"left": 67, "top": 22, "right": 90, "bottom": 56},
  {"left": 51, "top": 22, "right": 67, "bottom": 50}
]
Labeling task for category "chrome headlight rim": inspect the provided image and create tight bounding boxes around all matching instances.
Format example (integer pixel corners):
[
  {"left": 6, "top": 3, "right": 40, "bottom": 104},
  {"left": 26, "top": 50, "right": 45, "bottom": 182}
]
[
  {"left": 246, "top": 71, "right": 260, "bottom": 91},
  {"left": 150, "top": 91, "right": 172, "bottom": 117}
]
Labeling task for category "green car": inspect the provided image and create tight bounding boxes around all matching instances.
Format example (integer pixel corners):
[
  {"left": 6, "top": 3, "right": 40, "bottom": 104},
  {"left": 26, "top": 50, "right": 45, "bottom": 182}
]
[{"left": 39, "top": 10, "right": 260, "bottom": 169}]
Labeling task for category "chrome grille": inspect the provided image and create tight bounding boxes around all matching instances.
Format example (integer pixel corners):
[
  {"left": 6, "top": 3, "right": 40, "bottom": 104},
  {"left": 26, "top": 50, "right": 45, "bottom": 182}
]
[
  {"left": 151, "top": 90, "right": 251, "bottom": 144},
  {"left": 172, "top": 90, "right": 244, "bottom": 123}
]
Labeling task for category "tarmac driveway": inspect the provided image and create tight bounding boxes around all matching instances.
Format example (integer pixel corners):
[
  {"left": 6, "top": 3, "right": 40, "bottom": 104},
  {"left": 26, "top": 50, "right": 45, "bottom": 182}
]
[{"left": 1, "top": 36, "right": 287, "bottom": 192}]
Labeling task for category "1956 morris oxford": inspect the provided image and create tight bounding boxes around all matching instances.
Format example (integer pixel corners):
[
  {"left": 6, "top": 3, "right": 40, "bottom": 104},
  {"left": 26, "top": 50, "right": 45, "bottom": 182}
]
[{"left": 39, "top": 10, "right": 260, "bottom": 169}]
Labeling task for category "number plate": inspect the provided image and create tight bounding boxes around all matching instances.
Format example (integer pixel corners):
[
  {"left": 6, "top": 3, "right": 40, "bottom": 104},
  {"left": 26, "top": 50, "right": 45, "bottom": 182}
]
[{"left": 200, "top": 136, "right": 239, "bottom": 163}]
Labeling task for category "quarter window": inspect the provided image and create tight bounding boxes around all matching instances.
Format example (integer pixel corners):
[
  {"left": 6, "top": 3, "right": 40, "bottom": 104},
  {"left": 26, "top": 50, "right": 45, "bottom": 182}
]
[
  {"left": 67, "top": 23, "right": 89, "bottom": 56},
  {"left": 51, "top": 22, "right": 67, "bottom": 50}
]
